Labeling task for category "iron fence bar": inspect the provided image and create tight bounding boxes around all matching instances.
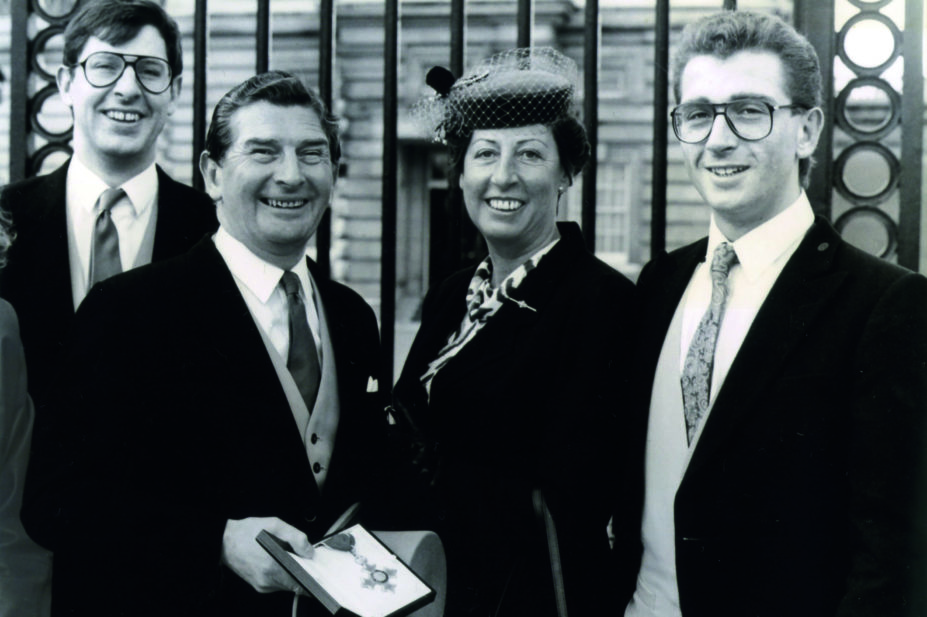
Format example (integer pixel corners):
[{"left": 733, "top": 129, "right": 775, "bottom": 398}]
[
  {"left": 899, "top": 0, "right": 923, "bottom": 269},
  {"left": 450, "top": 0, "right": 465, "bottom": 75},
  {"left": 794, "top": 0, "right": 835, "bottom": 220},
  {"left": 9, "top": 1, "right": 28, "bottom": 183},
  {"left": 380, "top": 0, "right": 399, "bottom": 385},
  {"left": 517, "top": 0, "right": 532, "bottom": 48},
  {"left": 650, "top": 0, "right": 669, "bottom": 258},
  {"left": 192, "top": 0, "right": 208, "bottom": 191},
  {"left": 256, "top": 0, "right": 271, "bottom": 73},
  {"left": 317, "top": 0, "right": 335, "bottom": 277},
  {"left": 581, "top": 0, "right": 599, "bottom": 251},
  {"left": 444, "top": 0, "right": 466, "bottom": 282}
]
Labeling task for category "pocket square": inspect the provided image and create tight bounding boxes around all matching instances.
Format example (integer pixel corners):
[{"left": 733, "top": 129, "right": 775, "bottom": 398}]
[{"left": 366, "top": 376, "right": 378, "bottom": 393}]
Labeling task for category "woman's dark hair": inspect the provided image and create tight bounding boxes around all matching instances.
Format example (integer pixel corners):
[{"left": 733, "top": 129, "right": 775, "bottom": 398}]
[
  {"left": 63, "top": 0, "right": 183, "bottom": 79},
  {"left": 446, "top": 114, "right": 590, "bottom": 185},
  {"left": 203, "top": 71, "right": 341, "bottom": 170}
]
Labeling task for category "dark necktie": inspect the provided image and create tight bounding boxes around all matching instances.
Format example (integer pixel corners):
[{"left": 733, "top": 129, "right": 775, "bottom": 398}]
[
  {"left": 680, "top": 242, "right": 739, "bottom": 445},
  {"left": 281, "top": 271, "right": 321, "bottom": 414},
  {"left": 89, "top": 187, "right": 125, "bottom": 286}
]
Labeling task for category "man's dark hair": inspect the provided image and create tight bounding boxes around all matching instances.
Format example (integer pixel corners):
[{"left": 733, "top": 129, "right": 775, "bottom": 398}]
[
  {"left": 63, "top": 0, "right": 183, "bottom": 79},
  {"left": 203, "top": 71, "right": 341, "bottom": 171},
  {"left": 671, "top": 11, "right": 822, "bottom": 186}
]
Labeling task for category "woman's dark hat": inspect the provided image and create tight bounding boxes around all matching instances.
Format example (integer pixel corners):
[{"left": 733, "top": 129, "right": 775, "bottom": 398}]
[{"left": 413, "top": 47, "right": 579, "bottom": 143}]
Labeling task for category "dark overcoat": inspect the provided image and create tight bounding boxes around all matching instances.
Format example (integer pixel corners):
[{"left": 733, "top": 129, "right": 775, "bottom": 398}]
[{"left": 394, "top": 222, "right": 642, "bottom": 616}]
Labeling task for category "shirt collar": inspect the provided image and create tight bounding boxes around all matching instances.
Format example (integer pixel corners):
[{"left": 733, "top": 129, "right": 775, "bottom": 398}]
[
  {"left": 707, "top": 192, "right": 814, "bottom": 282},
  {"left": 68, "top": 155, "right": 157, "bottom": 217},
  {"left": 214, "top": 226, "right": 312, "bottom": 304}
]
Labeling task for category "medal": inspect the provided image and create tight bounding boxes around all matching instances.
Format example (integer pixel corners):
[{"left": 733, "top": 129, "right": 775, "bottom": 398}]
[{"left": 322, "top": 532, "right": 397, "bottom": 592}]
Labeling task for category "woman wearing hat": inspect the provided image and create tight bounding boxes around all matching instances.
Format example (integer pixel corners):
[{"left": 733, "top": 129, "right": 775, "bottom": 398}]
[{"left": 392, "top": 48, "right": 641, "bottom": 616}]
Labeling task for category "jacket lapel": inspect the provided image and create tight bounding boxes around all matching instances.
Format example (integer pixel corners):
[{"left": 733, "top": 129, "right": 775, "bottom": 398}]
[
  {"left": 152, "top": 167, "right": 186, "bottom": 261},
  {"left": 637, "top": 240, "right": 706, "bottom": 384},
  {"left": 684, "top": 219, "right": 849, "bottom": 479},
  {"left": 30, "top": 163, "right": 75, "bottom": 315},
  {"left": 186, "top": 240, "right": 322, "bottom": 505}
]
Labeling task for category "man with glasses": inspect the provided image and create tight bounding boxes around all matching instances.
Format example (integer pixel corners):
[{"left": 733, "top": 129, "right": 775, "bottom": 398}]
[
  {"left": 0, "top": 0, "right": 216, "bottom": 422},
  {"left": 623, "top": 11, "right": 926, "bottom": 617}
]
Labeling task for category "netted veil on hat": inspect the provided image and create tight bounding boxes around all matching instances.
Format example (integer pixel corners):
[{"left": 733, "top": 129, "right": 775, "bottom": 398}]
[{"left": 413, "top": 47, "right": 580, "bottom": 143}]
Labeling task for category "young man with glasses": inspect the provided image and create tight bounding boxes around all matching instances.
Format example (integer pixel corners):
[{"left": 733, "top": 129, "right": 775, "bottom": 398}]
[
  {"left": 0, "top": 0, "right": 216, "bottom": 420},
  {"left": 623, "top": 11, "right": 926, "bottom": 617}
]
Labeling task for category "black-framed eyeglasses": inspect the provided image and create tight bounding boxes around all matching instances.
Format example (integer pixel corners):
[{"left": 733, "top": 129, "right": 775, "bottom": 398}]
[
  {"left": 72, "top": 51, "right": 173, "bottom": 94},
  {"left": 670, "top": 99, "right": 806, "bottom": 144}
]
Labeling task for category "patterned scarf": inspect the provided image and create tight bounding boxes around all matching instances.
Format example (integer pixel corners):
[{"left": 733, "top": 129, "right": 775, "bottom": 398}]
[{"left": 420, "top": 239, "right": 558, "bottom": 397}]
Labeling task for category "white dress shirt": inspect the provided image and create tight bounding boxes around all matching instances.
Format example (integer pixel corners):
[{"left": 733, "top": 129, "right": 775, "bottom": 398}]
[
  {"left": 678, "top": 192, "right": 815, "bottom": 447},
  {"left": 213, "top": 227, "right": 322, "bottom": 366},
  {"left": 66, "top": 156, "right": 158, "bottom": 308},
  {"left": 625, "top": 193, "right": 815, "bottom": 617}
]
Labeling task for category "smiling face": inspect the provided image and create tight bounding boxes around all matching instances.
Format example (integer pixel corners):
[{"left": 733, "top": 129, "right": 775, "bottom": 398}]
[
  {"left": 677, "top": 50, "right": 822, "bottom": 240},
  {"left": 200, "top": 101, "right": 335, "bottom": 269},
  {"left": 58, "top": 25, "right": 180, "bottom": 180},
  {"left": 459, "top": 124, "right": 568, "bottom": 260}
]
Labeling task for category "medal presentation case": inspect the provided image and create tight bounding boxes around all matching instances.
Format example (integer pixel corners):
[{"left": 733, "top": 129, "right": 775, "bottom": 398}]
[{"left": 258, "top": 524, "right": 436, "bottom": 617}]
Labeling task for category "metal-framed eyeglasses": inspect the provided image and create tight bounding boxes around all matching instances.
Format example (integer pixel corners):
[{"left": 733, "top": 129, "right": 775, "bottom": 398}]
[
  {"left": 670, "top": 99, "right": 806, "bottom": 144},
  {"left": 72, "top": 51, "right": 174, "bottom": 94}
]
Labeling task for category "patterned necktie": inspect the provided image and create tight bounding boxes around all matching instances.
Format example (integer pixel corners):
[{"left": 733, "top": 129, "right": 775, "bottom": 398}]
[
  {"left": 680, "top": 242, "right": 739, "bottom": 445},
  {"left": 89, "top": 187, "right": 125, "bottom": 286},
  {"left": 281, "top": 271, "right": 321, "bottom": 414}
]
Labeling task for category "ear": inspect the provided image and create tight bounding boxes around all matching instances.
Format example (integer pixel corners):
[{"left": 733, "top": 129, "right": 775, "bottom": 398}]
[
  {"left": 166, "top": 75, "right": 183, "bottom": 117},
  {"left": 56, "top": 66, "right": 75, "bottom": 107},
  {"left": 796, "top": 106, "right": 824, "bottom": 159},
  {"left": 198, "top": 151, "right": 223, "bottom": 203}
]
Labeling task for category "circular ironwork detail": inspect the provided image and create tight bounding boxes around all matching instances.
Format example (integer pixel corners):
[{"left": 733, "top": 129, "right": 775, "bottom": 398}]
[
  {"left": 834, "top": 206, "right": 897, "bottom": 258},
  {"left": 836, "top": 12, "right": 902, "bottom": 77},
  {"left": 847, "top": 0, "right": 893, "bottom": 9},
  {"left": 31, "top": 26, "right": 66, "bottom": 83},
  {"left": 834, "top": 76, "right": 901, "bottom": 141},
  {"left": 31, "top": 0, "right": 81, "bottom": 24},
  {"left": 30, "top": 83, "right": 74, "bottom": 141},
  {"left": 833, "top": 141, "right": 900, "bottom": 206},
  {"left": 29, "top": 142, "right": 72, "bottom": 177}
]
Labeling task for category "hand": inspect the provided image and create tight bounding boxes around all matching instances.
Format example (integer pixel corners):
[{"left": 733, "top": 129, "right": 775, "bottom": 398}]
[{"left": 221, "top": 516, "right": 314, "bottom": 594}]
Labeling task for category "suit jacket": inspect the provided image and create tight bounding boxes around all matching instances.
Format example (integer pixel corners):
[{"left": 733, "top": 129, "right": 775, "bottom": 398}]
[
  {"left": 633, "top": 217, "right": 927, "bottom": 617},
  {"left": 21, "top": 238, "right": 386, "bottom": 617},
  {"left": 393, "top": 222, "right": 641, "bottom": 616},
  {"left": 0, "top": 161, "right": 217, "bottom": 415}
]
